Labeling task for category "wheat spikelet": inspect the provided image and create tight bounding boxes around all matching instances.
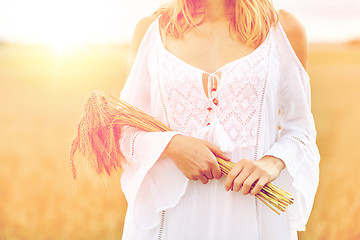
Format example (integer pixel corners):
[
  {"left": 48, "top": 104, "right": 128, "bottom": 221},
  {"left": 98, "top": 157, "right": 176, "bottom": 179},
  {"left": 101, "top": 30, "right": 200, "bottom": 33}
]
[{"left": 69, "top": 90, "right": 294, "bottom": 214}]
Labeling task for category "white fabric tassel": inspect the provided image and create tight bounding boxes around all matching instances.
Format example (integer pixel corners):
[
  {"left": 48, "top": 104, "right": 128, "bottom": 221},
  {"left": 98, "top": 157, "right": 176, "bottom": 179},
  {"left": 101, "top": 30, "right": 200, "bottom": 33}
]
[
  {"left": 192, "top": 71, "right": 235, "bottom": 153},
  {"left": 192, "top": 118, "right": 235, "bottom": 153}
]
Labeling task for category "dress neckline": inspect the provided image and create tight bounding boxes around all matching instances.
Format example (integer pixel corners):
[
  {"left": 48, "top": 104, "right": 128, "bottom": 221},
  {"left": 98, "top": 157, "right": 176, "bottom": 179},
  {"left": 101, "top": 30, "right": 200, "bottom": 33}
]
[{"left": 155, "top": 17, "right": 270, "bottom": 75}]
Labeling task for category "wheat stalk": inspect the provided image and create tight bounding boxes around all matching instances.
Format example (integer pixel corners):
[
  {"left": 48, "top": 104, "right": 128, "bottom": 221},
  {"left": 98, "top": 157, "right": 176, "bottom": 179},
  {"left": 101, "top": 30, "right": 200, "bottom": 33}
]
[
  {"left": 217, "top": 158, "right": 294, "bottom": 214},
  {"left": 69, "top": 90, "right": 294, "bottom": 214}
]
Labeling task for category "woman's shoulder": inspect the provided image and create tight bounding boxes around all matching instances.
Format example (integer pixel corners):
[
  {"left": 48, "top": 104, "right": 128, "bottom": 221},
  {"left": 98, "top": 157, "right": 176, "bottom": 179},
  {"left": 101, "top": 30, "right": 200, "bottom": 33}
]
[
  {"left": 132, "top": 15, "right": 158, "bottom": 46},
  {"left": 277, "top": 9, "right": 309, "bottom": 71},
  {"left": 127, "top": 14, "right": 158, "bottom": 75}
]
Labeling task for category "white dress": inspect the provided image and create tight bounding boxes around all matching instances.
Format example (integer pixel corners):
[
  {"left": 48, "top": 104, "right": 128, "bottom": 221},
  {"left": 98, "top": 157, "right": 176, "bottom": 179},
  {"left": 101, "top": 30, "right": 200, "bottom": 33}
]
[{"left": 119, "top": 17, "right": 320, "bottom": 240}]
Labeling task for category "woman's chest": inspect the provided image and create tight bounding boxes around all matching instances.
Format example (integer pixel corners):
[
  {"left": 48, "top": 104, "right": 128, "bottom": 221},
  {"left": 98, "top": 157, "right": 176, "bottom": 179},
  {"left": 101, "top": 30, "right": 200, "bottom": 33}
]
[{"left": 160, "top": 25, "right": 258, "bottom": 74}]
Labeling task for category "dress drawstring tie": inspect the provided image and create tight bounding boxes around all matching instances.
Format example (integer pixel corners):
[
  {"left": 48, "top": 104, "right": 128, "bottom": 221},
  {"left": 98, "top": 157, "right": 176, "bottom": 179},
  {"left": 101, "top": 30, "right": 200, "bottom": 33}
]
[{"left": 193, "top": 72, "right": 235, "bottom": 153}]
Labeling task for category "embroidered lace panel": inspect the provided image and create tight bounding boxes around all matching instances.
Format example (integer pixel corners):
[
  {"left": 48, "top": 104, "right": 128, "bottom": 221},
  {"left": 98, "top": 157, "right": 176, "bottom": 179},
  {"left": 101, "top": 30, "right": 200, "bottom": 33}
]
[{"left": 157, "top": 41, "right": 270, "bottom": 148}]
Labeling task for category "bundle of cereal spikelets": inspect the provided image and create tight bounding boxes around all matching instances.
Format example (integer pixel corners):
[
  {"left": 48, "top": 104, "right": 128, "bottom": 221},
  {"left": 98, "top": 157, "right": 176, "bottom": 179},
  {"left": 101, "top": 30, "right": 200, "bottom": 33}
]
[{"left": 69, "top": 90, "right": 293, "bottom": 214}]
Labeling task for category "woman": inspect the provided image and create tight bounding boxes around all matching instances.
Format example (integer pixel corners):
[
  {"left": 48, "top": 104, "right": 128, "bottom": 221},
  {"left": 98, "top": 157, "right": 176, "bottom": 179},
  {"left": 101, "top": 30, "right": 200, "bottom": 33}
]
[{"left": 119, "top": 0, "right": 320, "bottom": 239}]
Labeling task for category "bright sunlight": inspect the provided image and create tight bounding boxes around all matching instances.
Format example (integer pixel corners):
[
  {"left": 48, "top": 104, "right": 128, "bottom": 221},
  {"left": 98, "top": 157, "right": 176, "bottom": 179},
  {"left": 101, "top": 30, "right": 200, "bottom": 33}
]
[
  {"left": 41, "top": 0, "right": 110, "bottom": 53},
  {"left": 3, "top": 0, "right": 149, "bottom": 54}
]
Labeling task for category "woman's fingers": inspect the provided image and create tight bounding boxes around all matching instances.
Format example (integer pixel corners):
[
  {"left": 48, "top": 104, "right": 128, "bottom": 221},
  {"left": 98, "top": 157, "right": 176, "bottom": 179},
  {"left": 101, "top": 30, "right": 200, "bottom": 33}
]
[
  {"left": 199, "top": 144, "right": 223, "bottom": 180},
  {"left": 197, "top": 174, "right": 209, "bottom": 184},
  {"left": 232, "top": 168, "right": 251, "bottom": 192},
  {"left": 211, "top": 163, "right": 222, "bottom": 179},
  {"left": 205, "top": 141, "right": 231, "bottom": 161},
  {"left": 225, "top": 159, "right": 271, "bottom": 195},
  {"left": 225, "top": 162, "right": 244, "bottom": 191},
  {"left": 202, "top": 167, "right": 214, "bottom": 180},
  {"left": 240, "top": 173, "right": 260, "bottom": 195},
  {"left": 250, "top": 176, "right": 269, "bottom": 195}
]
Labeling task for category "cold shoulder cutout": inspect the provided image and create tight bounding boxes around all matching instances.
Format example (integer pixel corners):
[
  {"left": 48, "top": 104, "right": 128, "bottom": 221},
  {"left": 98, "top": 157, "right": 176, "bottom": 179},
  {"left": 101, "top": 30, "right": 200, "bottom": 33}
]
[
  {"left": 127, "top": 15, "right": 158, "bottom": 77},
  {"left": 278, "top": 9, "right": 309, "bottom": 71}
]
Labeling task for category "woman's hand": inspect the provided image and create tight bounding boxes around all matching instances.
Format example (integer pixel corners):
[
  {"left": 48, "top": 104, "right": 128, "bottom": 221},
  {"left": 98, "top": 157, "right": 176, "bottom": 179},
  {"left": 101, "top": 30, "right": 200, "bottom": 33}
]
[
  {"left": 162, "top": 135, "right": 230, "bottom": 184},
  {"left": 225, "top": 156, "right": 285, "bottom": 195}
]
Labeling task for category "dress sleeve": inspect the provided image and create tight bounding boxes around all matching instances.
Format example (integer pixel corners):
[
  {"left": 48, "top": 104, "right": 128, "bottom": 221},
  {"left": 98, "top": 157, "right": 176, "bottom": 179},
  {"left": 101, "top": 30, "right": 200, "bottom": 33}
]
[
  {"left": 119, "top": 18, "right": 188, "bottom": 231},
  {"left": 263, "top": 23, "right": 320, "bottom": 231}
]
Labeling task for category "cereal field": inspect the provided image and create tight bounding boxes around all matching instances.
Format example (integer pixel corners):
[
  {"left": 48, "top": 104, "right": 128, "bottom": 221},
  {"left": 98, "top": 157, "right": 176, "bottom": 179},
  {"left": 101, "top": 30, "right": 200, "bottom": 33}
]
[{"left": 0, "top": 42, "right": 359, "bottom": 239}]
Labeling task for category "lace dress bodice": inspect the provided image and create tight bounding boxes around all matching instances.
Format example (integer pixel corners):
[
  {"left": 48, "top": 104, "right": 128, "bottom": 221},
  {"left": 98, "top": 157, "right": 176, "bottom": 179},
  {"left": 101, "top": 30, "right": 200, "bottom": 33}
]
[{"left": 158, "top": 30, "right": 270, "bottom": 157}]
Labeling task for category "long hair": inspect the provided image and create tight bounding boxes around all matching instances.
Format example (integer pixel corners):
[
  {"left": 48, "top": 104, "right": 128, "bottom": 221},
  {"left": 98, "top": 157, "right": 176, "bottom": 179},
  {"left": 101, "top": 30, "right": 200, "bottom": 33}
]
[{"left": 154, "top": 0, "right": 278, "bottom": 47}]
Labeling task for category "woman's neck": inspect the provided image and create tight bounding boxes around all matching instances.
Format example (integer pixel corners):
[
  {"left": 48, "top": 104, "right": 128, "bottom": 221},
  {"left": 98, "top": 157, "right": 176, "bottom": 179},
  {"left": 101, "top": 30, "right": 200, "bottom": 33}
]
[{"left": 201, "top": 0, "right": 233, "bottom": 22}]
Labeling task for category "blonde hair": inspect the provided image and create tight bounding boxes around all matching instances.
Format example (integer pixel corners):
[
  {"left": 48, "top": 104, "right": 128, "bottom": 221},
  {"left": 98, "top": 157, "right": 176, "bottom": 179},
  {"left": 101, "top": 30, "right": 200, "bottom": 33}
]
[{"left": 154, "top": 0, "right": 278, "bottom": 47}]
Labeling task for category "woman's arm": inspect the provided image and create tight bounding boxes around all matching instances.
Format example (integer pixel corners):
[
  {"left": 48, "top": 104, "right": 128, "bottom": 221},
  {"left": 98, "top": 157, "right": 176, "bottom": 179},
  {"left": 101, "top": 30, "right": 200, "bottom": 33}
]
[{"left": 225, "top": 10, "right": 310, "bottom": 196}]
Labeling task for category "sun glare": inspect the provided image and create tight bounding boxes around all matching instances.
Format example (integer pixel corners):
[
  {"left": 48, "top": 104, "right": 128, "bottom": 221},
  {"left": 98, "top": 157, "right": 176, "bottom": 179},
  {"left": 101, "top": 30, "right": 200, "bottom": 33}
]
[
  {"left": 46, "top": 27, "right": 86, "bottom": 55},
  {"left": 40, "top": 1, "right": 92, "bottom": 54},
  {"left": 16, "top": 0, "right": 133, "bottom": 54}
]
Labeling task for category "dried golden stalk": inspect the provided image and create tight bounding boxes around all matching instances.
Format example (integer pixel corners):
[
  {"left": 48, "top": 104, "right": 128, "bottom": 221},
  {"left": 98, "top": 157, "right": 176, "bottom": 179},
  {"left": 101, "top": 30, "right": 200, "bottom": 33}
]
[
  {"left": 70, "top": 90, "right": 293, "bottom": 214},
  {"left": 217, "top": 158, "right": 294, "bottom": 214}
]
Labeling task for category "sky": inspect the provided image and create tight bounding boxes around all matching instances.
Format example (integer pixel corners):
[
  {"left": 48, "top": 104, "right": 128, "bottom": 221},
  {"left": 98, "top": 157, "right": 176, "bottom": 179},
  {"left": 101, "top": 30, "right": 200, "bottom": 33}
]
[{"left": 0, "top": 0, "right": 359, "bottom": 45}]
